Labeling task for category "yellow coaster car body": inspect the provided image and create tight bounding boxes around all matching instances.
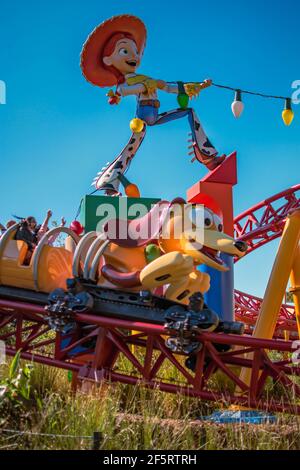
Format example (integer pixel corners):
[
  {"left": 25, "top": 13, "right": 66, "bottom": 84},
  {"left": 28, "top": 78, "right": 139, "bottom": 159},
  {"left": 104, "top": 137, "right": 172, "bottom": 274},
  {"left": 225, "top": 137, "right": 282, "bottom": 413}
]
[{"left": 0, "top": 225, "right": 79, "bottom": 293}]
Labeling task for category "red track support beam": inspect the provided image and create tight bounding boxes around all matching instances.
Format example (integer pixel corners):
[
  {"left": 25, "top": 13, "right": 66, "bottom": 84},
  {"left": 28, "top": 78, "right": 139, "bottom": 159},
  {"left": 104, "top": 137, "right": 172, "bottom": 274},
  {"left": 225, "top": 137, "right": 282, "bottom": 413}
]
[
  {"left": 187, "top": 152, "right": 237, "bottom": 235},
  {"left": 187, "top": 152, "right": 237, "bottom": 321},
  {"left": 1, "top": 297, "right": 300, "bottom": 415}
]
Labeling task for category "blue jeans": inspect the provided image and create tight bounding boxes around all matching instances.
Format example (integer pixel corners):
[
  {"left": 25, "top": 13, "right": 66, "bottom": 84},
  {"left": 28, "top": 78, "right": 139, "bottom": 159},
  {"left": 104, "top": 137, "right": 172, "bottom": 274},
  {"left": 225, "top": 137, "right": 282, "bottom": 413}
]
[
  {"left": 136, "top": 104, "right": 193, "bottom": 127},
  {"left": 94, "top": 103, "right": 219, "bottom": 193},
  {"left": 136, "top": 104, "right": 206, "bottom": 153}
]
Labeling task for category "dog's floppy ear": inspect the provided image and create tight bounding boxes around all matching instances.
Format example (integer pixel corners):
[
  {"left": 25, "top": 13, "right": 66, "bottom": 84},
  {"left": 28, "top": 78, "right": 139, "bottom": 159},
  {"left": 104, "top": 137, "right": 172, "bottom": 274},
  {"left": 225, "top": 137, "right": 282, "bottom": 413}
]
[
  {"left": 103, "top": 200, "right": 172, "bottom": 247},
  {"left": 170, "top": 197, "right": 186, "bottom": 205},
  {"left": 167, "top": 197, "right": 187, "bottom": 222}
]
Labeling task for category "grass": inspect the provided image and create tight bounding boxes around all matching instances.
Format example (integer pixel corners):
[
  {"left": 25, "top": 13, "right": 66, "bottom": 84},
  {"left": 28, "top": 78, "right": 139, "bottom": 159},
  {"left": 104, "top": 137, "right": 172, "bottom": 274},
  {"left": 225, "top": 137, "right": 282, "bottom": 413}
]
[{"left": 1, "top": 354, "right": 300, "bottom": 450}]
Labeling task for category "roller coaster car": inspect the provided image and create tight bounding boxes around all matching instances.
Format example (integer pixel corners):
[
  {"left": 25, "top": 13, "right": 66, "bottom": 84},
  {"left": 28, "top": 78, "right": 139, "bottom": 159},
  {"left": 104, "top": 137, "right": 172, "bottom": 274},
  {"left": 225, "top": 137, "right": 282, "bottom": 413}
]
[
  {"left": 0, "top": 223, "right": 244, "bottom": 359},
  {"left": 0, "top": 201, "right": 247, "bottom": 302},
  {"left": 0, "top": 224, "right": 79, "bottom": 292}
]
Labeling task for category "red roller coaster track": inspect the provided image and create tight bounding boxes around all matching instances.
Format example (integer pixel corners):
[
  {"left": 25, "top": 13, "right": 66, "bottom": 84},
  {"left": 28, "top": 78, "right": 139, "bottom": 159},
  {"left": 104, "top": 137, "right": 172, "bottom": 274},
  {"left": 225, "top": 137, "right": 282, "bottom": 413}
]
[
  {"left": 233, "top": 184, "right": 300, "bottom": 336},
  {"left": 0, "top": 298, "right": 299, "bottom": 414},
  {"left": 0, "top": 185, "right": 299, "bottom": 412},
  {"left": 234, "top": 289, "right": 297, "bottom": 338},
  {"left": 234, "top": 184, "right": 300, "bottom": 255}
]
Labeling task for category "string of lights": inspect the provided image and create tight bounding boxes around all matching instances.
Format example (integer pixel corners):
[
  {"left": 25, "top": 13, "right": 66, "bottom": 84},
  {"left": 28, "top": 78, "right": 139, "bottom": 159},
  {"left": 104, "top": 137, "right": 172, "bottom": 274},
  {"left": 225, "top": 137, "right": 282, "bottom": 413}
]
[
  {"left": 212, "top": 82, "right": 288, "bottom": 100},
  {"left": 211, "top": 82, "right": 294, "bottom": 125}
]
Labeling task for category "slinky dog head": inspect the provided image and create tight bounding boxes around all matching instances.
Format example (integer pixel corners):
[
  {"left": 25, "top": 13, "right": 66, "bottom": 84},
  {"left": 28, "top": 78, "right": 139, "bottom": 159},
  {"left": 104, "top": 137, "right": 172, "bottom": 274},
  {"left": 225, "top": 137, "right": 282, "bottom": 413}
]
[
  {"left": 159, "top": 197, "right": 248, "bottom": 272},
  {"left": 103, "top": 196, "right": 248, "bottom": 272}
]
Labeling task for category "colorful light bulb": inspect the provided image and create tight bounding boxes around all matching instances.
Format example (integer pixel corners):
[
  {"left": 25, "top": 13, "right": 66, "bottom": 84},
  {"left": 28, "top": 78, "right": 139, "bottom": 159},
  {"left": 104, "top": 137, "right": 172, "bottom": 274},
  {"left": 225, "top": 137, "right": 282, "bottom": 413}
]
[
  {"left": 282, "top": 98, "right": 294, "bottom": 126},
  {"left": 177, "top": 81, "right": 189, "bottom": 109},
  {"left": 70, "top": 220, "right": 84, "bottom": 236},
  {"left": 177, "top": 93, "right": 189, "bottom": 109},
  {"left": 130, "top": 118, "right": 144, "bottom": 133},
  {"left": 231, "top": 90, "right": 244, "bottom": 118}
]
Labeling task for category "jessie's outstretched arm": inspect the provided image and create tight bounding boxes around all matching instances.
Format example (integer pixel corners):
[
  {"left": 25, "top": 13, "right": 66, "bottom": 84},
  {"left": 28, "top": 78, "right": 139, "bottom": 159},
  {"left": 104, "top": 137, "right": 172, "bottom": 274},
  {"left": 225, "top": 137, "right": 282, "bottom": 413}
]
[
  {"left": 159, "top": 79, "right": 212, "bottom": 98},
  {"left": 117, "top": 83, "right": 147, "bottom": 96}
]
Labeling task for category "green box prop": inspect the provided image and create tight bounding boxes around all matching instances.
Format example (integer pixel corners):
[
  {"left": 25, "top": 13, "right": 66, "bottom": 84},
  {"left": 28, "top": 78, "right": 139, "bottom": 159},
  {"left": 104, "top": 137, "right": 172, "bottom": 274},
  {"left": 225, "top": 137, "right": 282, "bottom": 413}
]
[{"left": 79, "top": 195, "right": 161, "bottom": 233}]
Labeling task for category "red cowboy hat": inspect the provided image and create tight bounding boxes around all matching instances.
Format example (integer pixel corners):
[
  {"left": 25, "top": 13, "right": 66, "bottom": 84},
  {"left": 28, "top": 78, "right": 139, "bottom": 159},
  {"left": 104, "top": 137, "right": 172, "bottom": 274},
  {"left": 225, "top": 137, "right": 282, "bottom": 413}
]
[{"left": 80, "top": 15, "right": 147, "bottom": 87}]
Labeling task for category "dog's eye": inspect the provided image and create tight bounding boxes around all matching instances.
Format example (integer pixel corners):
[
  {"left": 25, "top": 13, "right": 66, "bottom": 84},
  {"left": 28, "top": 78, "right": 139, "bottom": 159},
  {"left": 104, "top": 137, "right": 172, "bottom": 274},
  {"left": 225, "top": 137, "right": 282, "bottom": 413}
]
[
  {"left": 189, "top": 207, "right": 203, "bottom": 226},
  {"left": 204, "top": 209, "right": 214, "bottom": 228},
  {"left": 119, "top": 48, "right": 128, "bottom": 56},
  {"left": 213, "top": 215, "right": 223, "bottom": 231}
]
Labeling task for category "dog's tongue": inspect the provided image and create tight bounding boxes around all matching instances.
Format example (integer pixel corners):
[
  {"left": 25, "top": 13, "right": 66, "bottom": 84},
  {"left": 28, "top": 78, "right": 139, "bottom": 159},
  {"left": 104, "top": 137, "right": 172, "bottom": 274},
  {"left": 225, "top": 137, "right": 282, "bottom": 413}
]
[
  {"left": 201, "top": 246, "right": 226, "bottom": 266},
  {"left": 204, "top": 246, "right": 218, "bottom": 256}
]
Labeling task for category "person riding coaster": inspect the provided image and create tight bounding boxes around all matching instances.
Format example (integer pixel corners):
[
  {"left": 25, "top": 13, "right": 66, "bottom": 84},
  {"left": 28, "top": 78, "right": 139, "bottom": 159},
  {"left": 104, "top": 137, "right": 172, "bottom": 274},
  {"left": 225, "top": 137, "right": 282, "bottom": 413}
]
[
  {"left": 80, "top": 15, "right": 226, "bottom": 195},
  {"left": 94, "top": 196, "right": 248, "bottom": 305}
]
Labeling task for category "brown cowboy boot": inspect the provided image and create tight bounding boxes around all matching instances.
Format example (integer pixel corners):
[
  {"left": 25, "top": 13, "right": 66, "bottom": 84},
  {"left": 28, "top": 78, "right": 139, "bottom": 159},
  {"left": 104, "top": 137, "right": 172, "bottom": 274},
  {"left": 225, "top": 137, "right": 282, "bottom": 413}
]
[
  {"left": 191, "top": 142, "right": 226, "bottom": 171},
  {"left": 92, "top": 126, "right": 147, "bottom": 195}
]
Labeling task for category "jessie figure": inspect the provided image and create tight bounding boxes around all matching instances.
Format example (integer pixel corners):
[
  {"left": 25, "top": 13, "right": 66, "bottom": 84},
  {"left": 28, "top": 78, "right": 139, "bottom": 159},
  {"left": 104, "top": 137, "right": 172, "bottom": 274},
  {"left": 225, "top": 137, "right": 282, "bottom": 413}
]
[{"left": 81, "top": 15, "right": 226, "bottom": 195}]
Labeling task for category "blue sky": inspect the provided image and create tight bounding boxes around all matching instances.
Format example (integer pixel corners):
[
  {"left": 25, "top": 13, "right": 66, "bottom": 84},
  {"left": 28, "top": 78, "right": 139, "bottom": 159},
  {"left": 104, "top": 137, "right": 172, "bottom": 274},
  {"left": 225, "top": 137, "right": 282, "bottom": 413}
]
[{"left": 0, "top": 0, "right": 299, "bottom": 297}]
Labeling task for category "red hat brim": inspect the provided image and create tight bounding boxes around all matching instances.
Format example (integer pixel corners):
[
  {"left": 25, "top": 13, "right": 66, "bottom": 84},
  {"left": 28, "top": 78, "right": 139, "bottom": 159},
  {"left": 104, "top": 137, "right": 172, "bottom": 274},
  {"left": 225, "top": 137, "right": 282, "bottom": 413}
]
[{"left": 80, "top": 15, "right": 147, "bottom": 88}]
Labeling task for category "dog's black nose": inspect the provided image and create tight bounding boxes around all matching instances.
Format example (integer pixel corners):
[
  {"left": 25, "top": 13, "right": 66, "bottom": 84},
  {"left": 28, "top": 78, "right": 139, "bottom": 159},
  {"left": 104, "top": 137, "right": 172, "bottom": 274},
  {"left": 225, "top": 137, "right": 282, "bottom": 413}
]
[{"left": 234, "top": 241, "right": 248, "bottom": 253}]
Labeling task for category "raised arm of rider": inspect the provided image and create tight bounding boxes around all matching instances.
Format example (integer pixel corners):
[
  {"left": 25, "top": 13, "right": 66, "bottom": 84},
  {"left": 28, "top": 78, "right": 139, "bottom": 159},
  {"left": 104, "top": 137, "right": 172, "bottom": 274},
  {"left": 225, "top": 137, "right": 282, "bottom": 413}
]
[{"left": 37, "top": 209, "right": 53, "bottom": 241}]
